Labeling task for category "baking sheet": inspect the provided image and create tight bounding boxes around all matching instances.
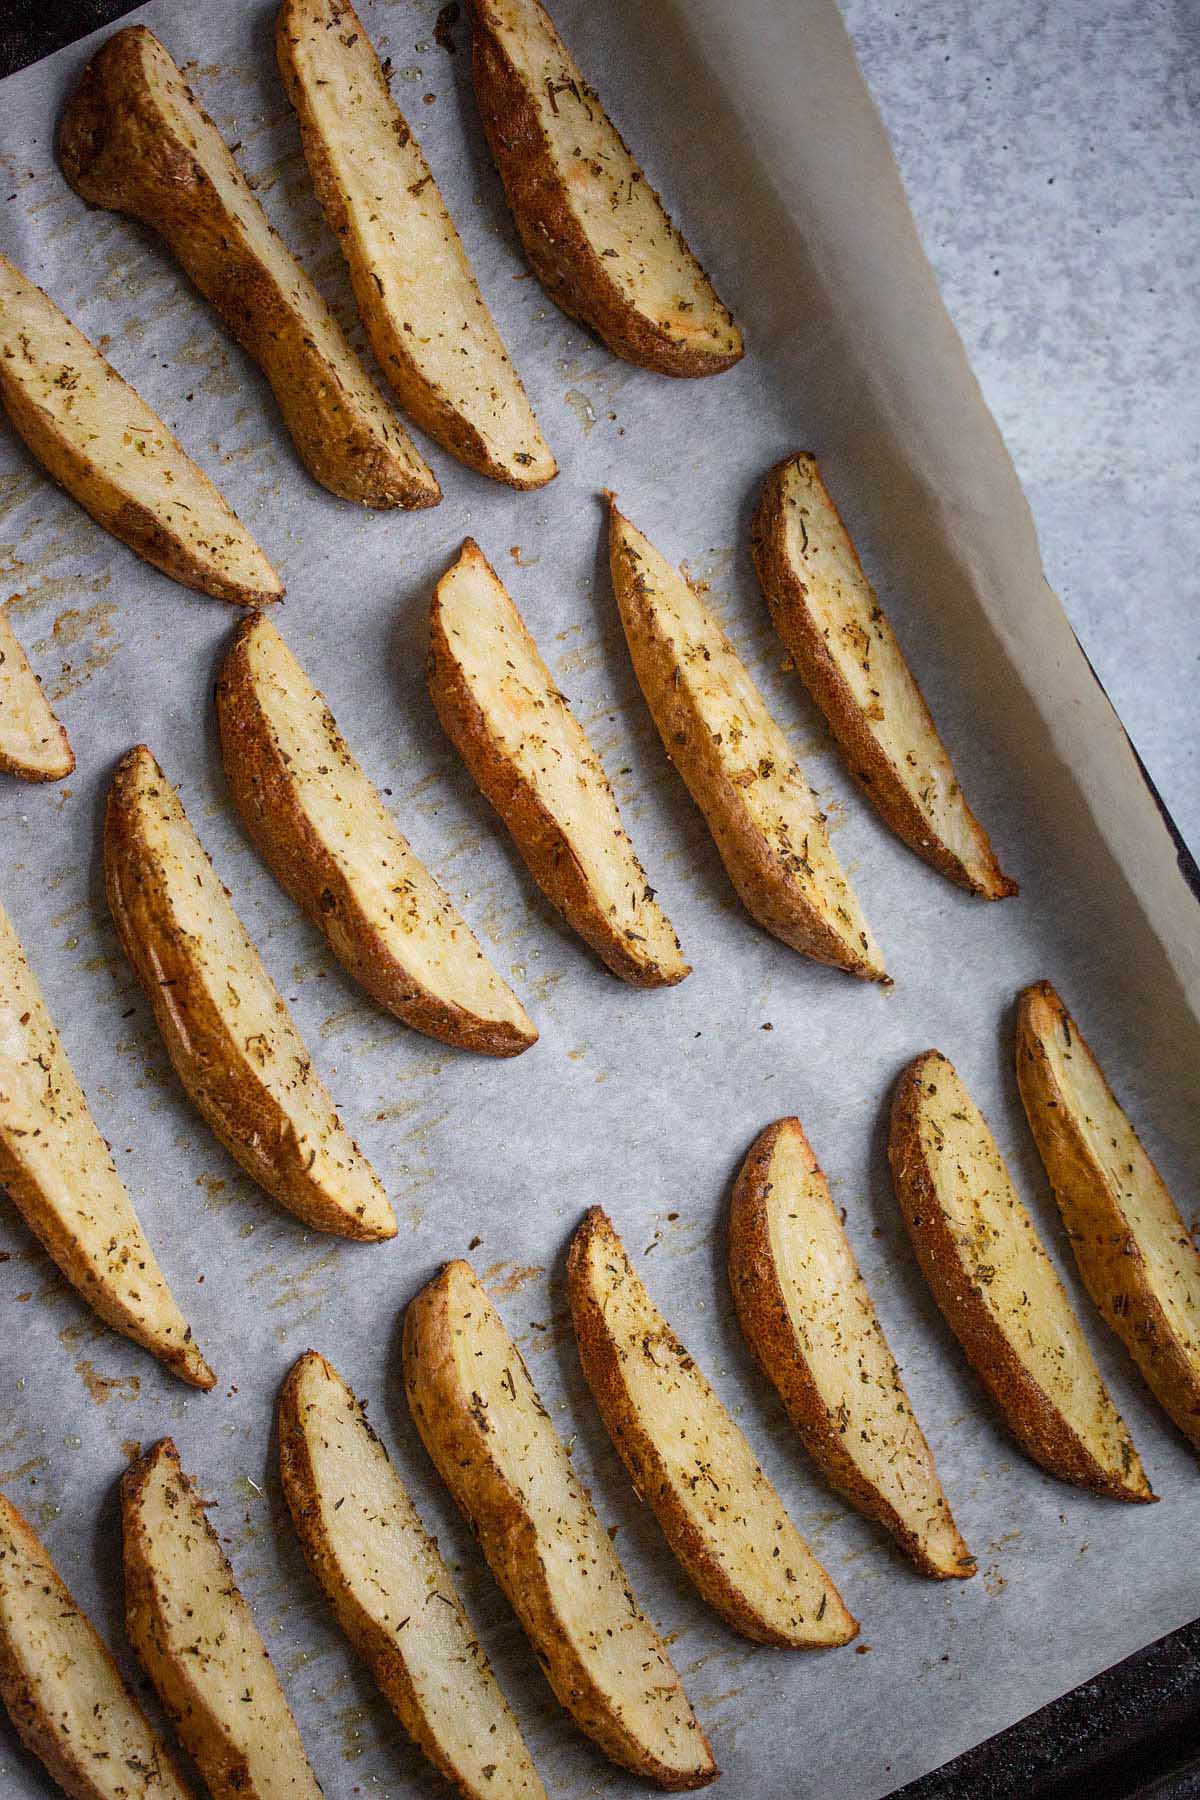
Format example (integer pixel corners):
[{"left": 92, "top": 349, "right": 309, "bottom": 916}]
[{"left": 1, "top": 1, "right": 1198, "bottom": 1796}]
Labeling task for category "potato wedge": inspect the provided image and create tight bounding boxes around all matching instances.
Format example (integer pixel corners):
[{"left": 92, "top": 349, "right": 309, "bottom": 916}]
[
  {"left": 279, "top": 1350, "right": 548, "bottom": 1800},
  {"left": 123, "top": 1439, "right": 321, "bottom": 1800},
  {"left": 569, "top": 1207, "right": 857, "bottom": 1644},
  {"left": 430, "top": 539, "right": 688, "bottom": 986},
  {"left": 276, "top": 0, "right": 556, "bottom": 489},
  {"left": 59, "top": 27, "right": 440, "bottom": 511},
  {"left": 751, "top": 454, "right": 1015, "bottom": 899},
  {"left": 104, "top": 745, "right": 394, "bottom": 1241},
  {"left": 0, "top": 609, "right": 73, "bottom": 781},
  {"left": 403, "top": 1260, "right": 716, "bottom": 1790},
  {"left": 0, "top": 1494, "right": 192, "bottom": 1800},
  {"left": 470, "top": 0, "right": 742, "bottom": 376},
  {"left": 0, "top": 256, "right": 282, "bottom": 607},
  {"left": 1017, "top": 980, "right": 1200, "bottom": 1451},
  {"left": 729, "top": 1118, "right": 974, "bottom": 1580},
  {"left": 0, "top": 896, "right": 213, "bottom": 1388},
  {"left": 608, "top": 500, "right": 885, "bottom": 979},
  {"left": 889, "top": 1050, "right": 1153, "bottom": 1501}
]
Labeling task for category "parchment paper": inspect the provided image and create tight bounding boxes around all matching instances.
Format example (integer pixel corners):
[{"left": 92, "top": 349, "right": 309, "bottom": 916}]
[{"left": 1, "top": 2, "right": 1198, "bottom": 1796}]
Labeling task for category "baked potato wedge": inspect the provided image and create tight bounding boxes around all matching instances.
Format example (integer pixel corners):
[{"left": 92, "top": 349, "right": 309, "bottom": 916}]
[
  {"left": 104, "top": 745, "right": 394, "bottom": 1241},
  {"left": 276, "top": 0, "right": 556, "bottom": 489},
  {"left": 0, "top": 1494, "right": 192, "bottom": 1800},
  {"left": 0, "top": 608, "right": 74, "bottom": 781},
  {"left": 279, "top": 1350, "right": 548, "bottom": 1800},
  {"left": 59, "top": 27, "right": 440, "bottom": 511},
  {"left": 751, "top": 454, "right": 1015, "bottom": 899},
  {"left": 608, "top": 500, "right": 885, "bottom": 979},
  {"left": 889, "top": 1050, "right": 1153, "bottom": 1502},
  {"left": 1017, "top": 980, "right": 1200, "bottom": 1451},
  {"left": 429, "top": 539, "right": 688, "bottom": 986},
  {"left": 123, "top": 1439, "right": 321, "bottom": 1800},
  {"left": 729, "top": 1118, "right": 974, "bottom": 1580},
  {"left": 0, "top": 255, "right": 282, "bottom": 607},
  {"left": 569, "top": 1208, "right": 856, "bottom": 1644},
  {"left": 470, "top": 0, "right": 742, "bottom": 376},
  {"left": 0, "top": 896, "right": 213, "bottom": 1388},
  {"left": 403, "top": 1260, "right": 716, "bottom": 1790},
  {"left": 217, "top": 613, "right": 536, "bottom": 1056}
]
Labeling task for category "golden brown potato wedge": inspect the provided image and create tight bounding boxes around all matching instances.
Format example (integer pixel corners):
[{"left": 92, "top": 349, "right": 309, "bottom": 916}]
[
  {"left": 404, "top": 1260, "right": 716, "bottom": 1791},
  {"left": 470, "top": 0, "right": 742, "bottom": 376},
  {"left": 104, "top": 745, "right": 394, "bottom": 1241},
  {"left": 0, "top": 1493, "right": 192, "bottom": 1800},
  {"left": 1017, "top": 980, "right": 1200, "bottom": 1451},
  {"left": 889, "top": 1050, "right": 1153, "bottom": 1502},
  {"left": 276, "top": 0, "right": 556, "bottom": 489},
  {"left": 430, "top": 539, "right": 688, "bottom": 986},
  {"left": 0, "top": 609, "right": 73, "bottom": 781},
  {"left": 217, "top": 612, "right": 537, "bottom": 1057},
  {"left": 608, "top": 499, "right": 885, "bottom": 979},
  {"left": 0, "top": 255, "right": 282, "bottom": 607},
  {"left": 0, "top": 896, "right": 213, "bottom": 1388},
  {"left": 729, "top": 1118, "right": 974, "bottom": 1580},
  {"left": 123, "top": 1439, "right": 321, "bottom": 1800},
  {"left": 59, "top": 26, "right": 440, "bottom": 511},
  {"left": 279, "top": 1350, "right": 548, "bottom": 1800},
  {"left": 569, "top": 1207, "right": 857, "bottom": 1645},
  {"left": 751, "top": 454, "right": 1015, "bottom": 899}
]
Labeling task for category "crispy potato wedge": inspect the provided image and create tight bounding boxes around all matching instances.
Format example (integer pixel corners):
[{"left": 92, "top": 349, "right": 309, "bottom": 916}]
[
  {"left": 104, "top": 745, "right": 394, "bottom": 1241},
  {"left": 1017, "top": 980, "right": 1200, "bottom": 1451},
  {"left": 430, "top": 539, "right": 688, "bottom": 986},
  {"left": 569, "top": 1208, "right": 857, "bottom": 1645},
  {"left": 0, "top": 256, "right": 282, "bottom": 607},
  {"left": 889, "top": 1050, "right": 1153, "bottom": 1502},
  {"left": 123, "top": 1440, "right": 321, "bottom": 1800},
  {"left": 0, "top": 896, "right": 213, "bottom": 1388},
  {"left": 608, "top": 500, "right": 885, "bottom": 979},
  {"left": 470, "top": 0, "right": 742, "bottom": 376},
  {"left": 729, "top": 1118, "right": 974, "bottom": 1580},
  {"left": 279, "top": 1350, "right": 548, "bottom": 1800},
  {"left": 0, "top": 609, "right": 73, "bottom": 781},
  {"left": 404, "top": 1260, "right": 716, "bottom": 1790},
  {"left": 751, "top": 454, "right": 1015, "bottom": 899},
  {"left": 277, "top": 0, "right": 556, "bottom": 489},
  {"left": 59, "top": 26, "right": 440, "bottom": 511},
  {"left": 217, "top": 613, "right": 536, "bottom": 1056}
]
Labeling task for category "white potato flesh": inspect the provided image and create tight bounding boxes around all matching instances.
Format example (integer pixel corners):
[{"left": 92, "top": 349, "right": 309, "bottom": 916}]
[{"left": 0, "top": 609, "right": 72, "bottom": 779}]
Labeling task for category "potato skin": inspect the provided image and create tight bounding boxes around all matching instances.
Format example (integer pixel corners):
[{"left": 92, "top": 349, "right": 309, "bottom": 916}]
[
  {"left": 1017, "top": 981, "right": 1200, "bottom": 1451},
  {"left": 889, "top": 1052, "right": 1153, "bottom": 1502},
  {"left": 750, "top": 455, "right": 1016, "bottom": 900}
]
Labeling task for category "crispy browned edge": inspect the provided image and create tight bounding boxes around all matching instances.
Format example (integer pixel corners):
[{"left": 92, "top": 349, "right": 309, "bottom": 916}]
[
  {"left": 888, "top": 1051, "right": 1154, "bottom": 1503},
  {"left": 0, "top": 1493, "right": 191, "bottom": 1800},
  {"left": 750, "top": 455, "right": 1016, "bottom": 900},
  {"left": 469, "top": 0, "right": 741, "bottom": 378},
  {"left": 1017, "top": 980, "right": 1200, "bottom": 1451},
  {"left": 276, "top": 0, "right": 554, "bottom": 491},
  {"left": 402, "top": 1261, "right": 718, "bottom": 1791},
  {"left": 216, "top": 617, "right": 536, "bottom": 1057},
  {"left": 0, "top": 622, "right": 74, "bottom": 780},
  {"left": 728, "top": 1119, "right": 974, "bottom": 1579},
  {"left": 57, "top": 25, "right": 441, "bottom": 512},
  {"left": 428, "top": 539, "right": 688, "bottom": 988},
  {"left": 607, "top": 497, "right": 882, "bottom": 979},
  {"left": 567, "top": 1205, "right": 858, "bottom": 1644},
  {"left": 103, "top": 745, "right": 394, "bottom": 1241}
]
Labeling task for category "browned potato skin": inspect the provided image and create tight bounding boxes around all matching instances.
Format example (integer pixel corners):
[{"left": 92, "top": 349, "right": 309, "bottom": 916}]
[
  {"left": 58, "top": 26, "right": 440, "bottom": 511},
  {"left": 750, "top": 455, "right": 1016, "bottom": 900},
  {"left": 1017, "top": 981, "right": 1200, "bottom": 1451},
  {"left": 216, "top": 617, "right": 534, "bottom": 1057},
  {"left": 470, "top": 0, "right": 741, "bottom": 378},
  {"left": 889, "top": 1052, "right": 1154, "bottom": 1503}
]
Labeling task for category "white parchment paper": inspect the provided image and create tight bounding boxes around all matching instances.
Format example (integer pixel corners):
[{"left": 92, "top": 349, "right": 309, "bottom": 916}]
[{"left": 1, "top": 2, "right": 1198, "bottom": 1796}]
